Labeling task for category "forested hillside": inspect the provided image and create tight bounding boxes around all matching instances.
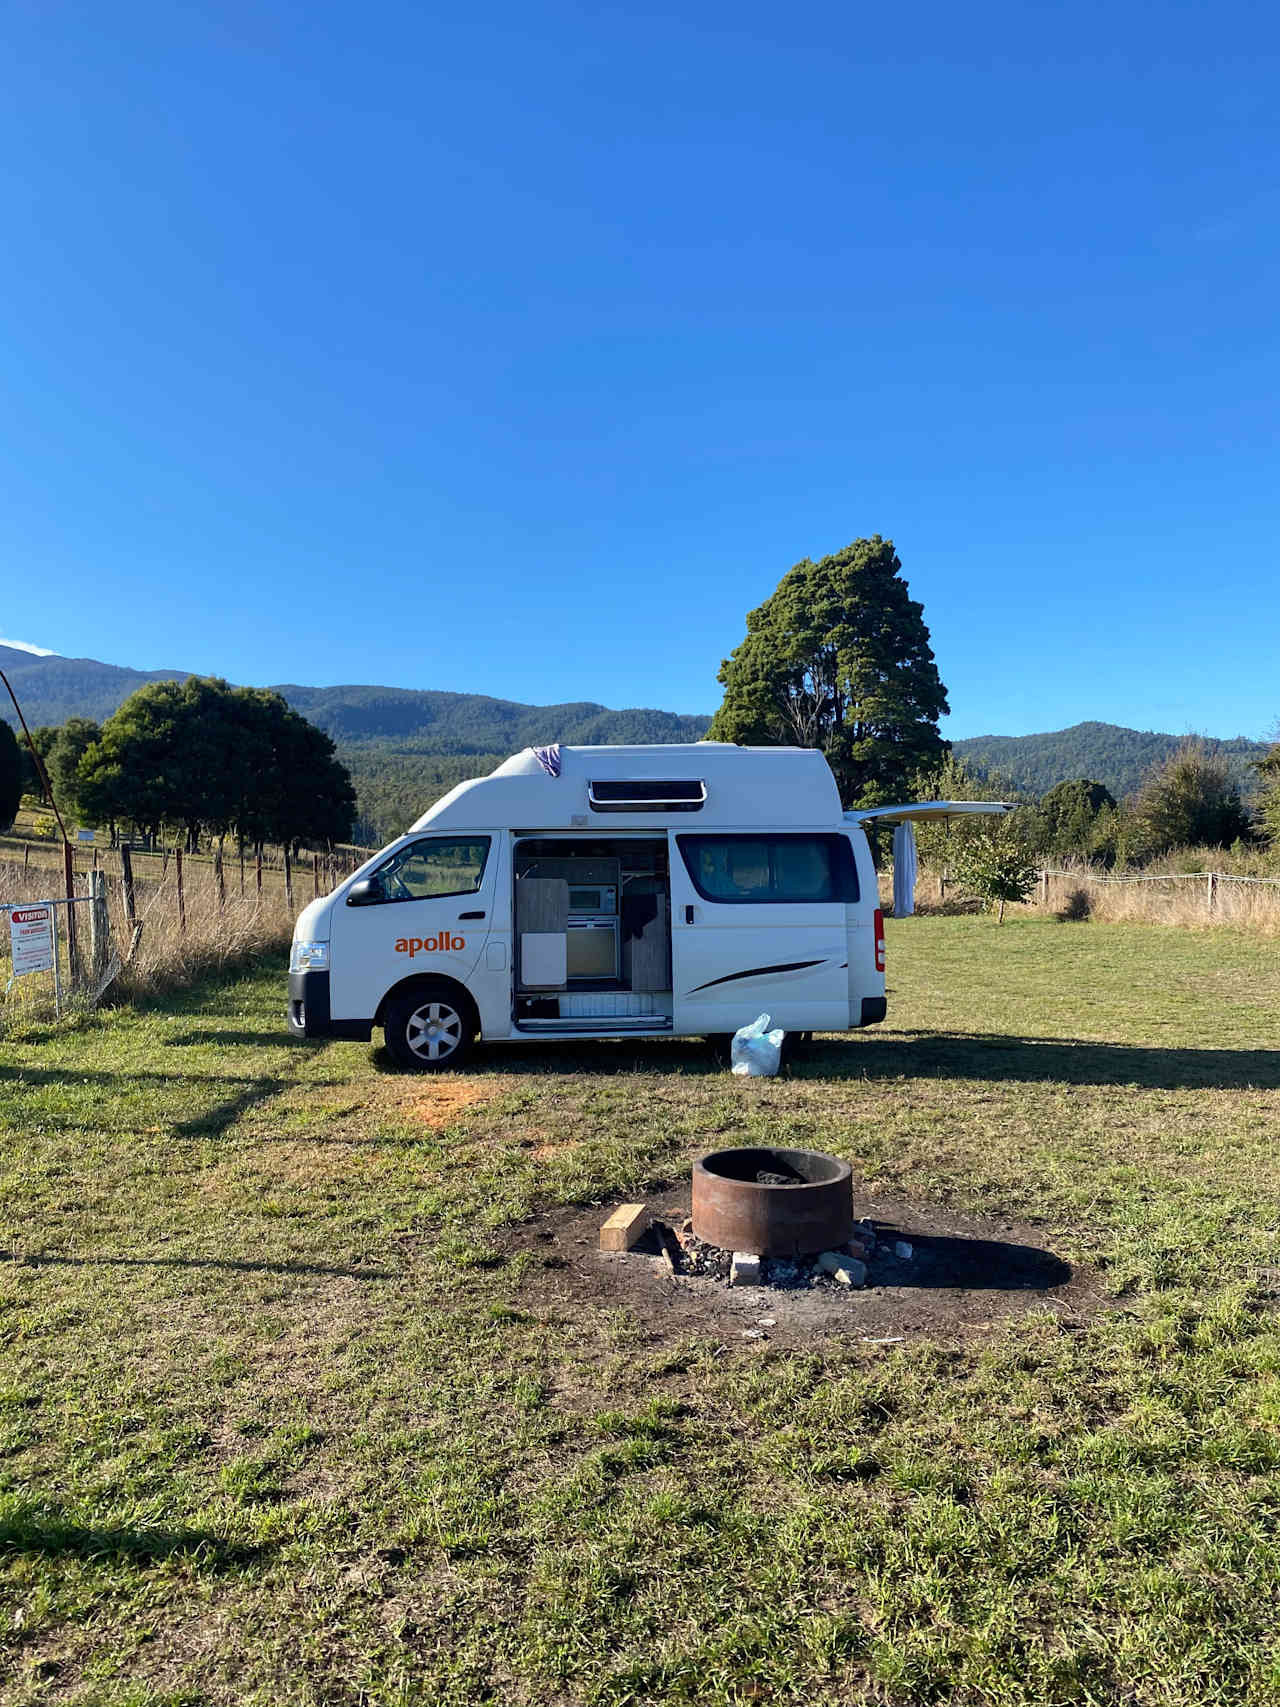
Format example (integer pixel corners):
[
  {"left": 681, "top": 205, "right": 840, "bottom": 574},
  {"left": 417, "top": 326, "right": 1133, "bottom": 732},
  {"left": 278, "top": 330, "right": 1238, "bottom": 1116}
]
[
  {"left": 954, "top": 721, "right": 1268, "bottom": 800},
  {"left": 0, "top": 644, "right": 191, "bottom": 724},
  {"left": 6, "top": 645, "right": 1270, "bottom": 843}
]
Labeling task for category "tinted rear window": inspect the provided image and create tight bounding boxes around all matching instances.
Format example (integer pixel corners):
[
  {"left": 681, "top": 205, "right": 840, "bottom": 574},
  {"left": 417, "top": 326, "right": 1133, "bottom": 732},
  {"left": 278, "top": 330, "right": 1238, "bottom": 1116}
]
[{"left": 677, "top": 834, "right": 859, "bottom": 904}]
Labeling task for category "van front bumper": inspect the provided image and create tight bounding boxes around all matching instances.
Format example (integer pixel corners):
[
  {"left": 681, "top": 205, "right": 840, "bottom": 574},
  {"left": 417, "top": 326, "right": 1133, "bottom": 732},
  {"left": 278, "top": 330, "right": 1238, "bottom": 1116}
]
[{"left": 287, "top": 971, "right": 372, "bottom": 1042}]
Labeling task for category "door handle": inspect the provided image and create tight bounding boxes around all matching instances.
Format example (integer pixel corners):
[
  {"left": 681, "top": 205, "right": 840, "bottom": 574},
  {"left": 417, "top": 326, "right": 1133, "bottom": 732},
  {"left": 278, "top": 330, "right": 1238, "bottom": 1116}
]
[
  {"left": 684, "top": 905, "right": 695, "bottom": 925},
  {"left": 458, "top": 910, "right": 486, "bottom": 920}
]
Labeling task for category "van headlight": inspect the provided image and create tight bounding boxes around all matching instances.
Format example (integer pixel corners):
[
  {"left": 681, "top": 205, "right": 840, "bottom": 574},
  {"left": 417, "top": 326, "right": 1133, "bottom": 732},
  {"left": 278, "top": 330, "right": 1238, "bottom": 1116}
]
[{"left": 290, "top": 941, "right": 329, "bottom": 972}]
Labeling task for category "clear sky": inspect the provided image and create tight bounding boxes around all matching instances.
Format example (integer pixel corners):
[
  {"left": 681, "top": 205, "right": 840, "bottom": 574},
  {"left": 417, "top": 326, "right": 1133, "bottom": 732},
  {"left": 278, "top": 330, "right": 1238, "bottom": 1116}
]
[{"left": 1, "top": 0, "right": 1276, "bottom": 740}]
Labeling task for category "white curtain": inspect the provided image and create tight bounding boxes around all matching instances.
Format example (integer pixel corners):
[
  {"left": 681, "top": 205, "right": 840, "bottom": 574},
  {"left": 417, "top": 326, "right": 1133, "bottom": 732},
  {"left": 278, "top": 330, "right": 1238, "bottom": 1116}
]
[{"left": 892, "top": 822, "right": 917, "bottom": 917}]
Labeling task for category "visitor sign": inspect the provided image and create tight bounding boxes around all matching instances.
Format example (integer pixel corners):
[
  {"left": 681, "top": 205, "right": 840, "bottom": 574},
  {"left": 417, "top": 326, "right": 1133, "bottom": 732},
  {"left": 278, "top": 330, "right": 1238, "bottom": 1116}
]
[{"left": 9, "top": 905, "right": 54, "bottom": 977}]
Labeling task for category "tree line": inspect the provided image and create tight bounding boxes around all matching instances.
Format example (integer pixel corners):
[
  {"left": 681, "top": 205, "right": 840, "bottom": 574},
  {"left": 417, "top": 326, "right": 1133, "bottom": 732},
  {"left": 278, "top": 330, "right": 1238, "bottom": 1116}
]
[
  {"left": 3, "top": 534, "right": 1278, "bottom": 864},
  {"left": 1, "top": 677, "right": 354, "bottom": 852},
  {"left": 706, "top": 535, "right": 1279, "bottom": 862}
]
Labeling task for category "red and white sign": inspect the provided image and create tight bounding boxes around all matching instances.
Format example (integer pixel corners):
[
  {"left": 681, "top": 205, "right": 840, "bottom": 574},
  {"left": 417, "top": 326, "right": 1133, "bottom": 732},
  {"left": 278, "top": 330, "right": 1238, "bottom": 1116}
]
[{"left": 9, "top": 906, "right": 54, "bottom": 977}]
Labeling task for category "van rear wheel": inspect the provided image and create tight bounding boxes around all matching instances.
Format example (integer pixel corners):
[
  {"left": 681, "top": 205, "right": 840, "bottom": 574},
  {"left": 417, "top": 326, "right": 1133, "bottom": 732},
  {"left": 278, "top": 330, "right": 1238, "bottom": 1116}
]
[{"left": 384, "top": 986, "right": 476, "bottom": 1072}]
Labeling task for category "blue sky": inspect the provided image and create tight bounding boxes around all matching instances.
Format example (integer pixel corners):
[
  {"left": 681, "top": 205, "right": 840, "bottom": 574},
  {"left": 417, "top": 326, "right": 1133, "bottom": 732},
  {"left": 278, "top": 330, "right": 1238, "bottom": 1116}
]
[{"left": 1, "top": 0, "right": 1276, "bottom": 739}]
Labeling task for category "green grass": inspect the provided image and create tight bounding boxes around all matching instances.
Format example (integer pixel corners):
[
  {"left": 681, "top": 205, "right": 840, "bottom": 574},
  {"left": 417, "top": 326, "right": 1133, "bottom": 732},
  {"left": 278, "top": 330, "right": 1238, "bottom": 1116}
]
[{"left": 2, "top": 917, "right": 1279, "bottom": 1705}]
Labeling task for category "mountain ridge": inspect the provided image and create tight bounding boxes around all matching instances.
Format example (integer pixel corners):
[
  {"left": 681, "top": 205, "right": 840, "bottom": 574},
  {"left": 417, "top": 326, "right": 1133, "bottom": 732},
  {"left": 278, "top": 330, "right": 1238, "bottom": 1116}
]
[{"left": 1, "top": 645, "right": 1269, "bottom": 826}]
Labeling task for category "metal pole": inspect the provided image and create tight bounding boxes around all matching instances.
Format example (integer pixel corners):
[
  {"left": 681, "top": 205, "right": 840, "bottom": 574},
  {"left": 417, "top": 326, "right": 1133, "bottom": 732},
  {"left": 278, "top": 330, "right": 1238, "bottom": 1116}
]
[
  {"left": 49, "top": 901, "right": 62, "bottom": 1017},
  {"left": 62, "top": 841, "right": 79, "bottom": 983}
]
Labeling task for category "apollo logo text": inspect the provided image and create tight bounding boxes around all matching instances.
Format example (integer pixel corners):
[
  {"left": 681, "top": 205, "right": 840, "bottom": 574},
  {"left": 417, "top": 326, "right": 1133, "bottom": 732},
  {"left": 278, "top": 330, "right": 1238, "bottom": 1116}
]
[{"left": 395, "top": 934, "right": 465, "bottom": 957}]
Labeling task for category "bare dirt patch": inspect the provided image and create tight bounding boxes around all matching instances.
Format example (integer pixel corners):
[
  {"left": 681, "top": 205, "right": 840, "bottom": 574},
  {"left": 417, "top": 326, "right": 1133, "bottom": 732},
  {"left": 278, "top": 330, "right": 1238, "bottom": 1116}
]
[
  {"left": 406, "top": 1079, "right": 495, "bottom": 1129},
  {"left": 511, "top": 1184, "right": 1103, "bottom": 1348}
]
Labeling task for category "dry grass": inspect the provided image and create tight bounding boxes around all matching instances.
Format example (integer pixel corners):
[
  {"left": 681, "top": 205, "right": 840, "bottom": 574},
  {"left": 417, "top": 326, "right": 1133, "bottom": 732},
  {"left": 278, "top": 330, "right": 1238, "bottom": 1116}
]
[
  {"left": 3, "top": 922, "right": 1280, "bottom": 1704},
  {"left": 1038, "top": 867, "right": 1280, "bottom": 932},
  {"left": 902, "top": 855, "right": 1280, "bottom": 934},
  {"left": 0, "top": 850, "right": 307, "bottom": 1023}
]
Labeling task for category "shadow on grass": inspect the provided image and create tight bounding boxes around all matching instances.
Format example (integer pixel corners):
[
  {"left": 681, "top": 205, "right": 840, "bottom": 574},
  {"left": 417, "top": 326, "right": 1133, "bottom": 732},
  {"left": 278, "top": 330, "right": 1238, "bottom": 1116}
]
[
  {"left": 844, "top": 1032, "right": 1280, "bottom": 1091},
  {"left": 436, "top": 1033, "right": 1280, "bottom": 1092},
  {"left": 165, "top": 1029, "right": 303, "bottom": 1049},
  {"left": 173, "top": 1078, "right": 289, "bottom": 1137},
  {"left": 0, "top": 1502, "right": 268, "bottom": 1568},
  {"left": 866, "top": 1226, "right": 1073, "bottom": 1291},
  {"left": 18, "top": 1252, "right": 399, "bottom": 1281}
]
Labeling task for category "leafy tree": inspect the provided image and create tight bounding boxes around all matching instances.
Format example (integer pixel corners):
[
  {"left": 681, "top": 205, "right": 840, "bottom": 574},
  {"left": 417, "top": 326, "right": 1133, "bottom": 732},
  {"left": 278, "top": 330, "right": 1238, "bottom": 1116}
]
[
  {"left": 900, "top": 752, "right": 1024, "bottom": 871},
  {"left": 229, "top": 688, "right": 356, "bottom": 852},
  {"left": 0, "top": 721, "right": 22, "bottom": 832},
  {"left": 707, "top": 536, "right": 949, "bottom": 806},
  {"left": 1255, "top": 737, "right": 1280, "bottom": 849},
  {"left": 1129, "top": 740, "right": 1252, "bottom": 858},
  {"left": 952, "top": 829, "right": 1038, "bottom": 922},
  {"left": 76, "top": 677, "right": 355, "bottom": 849},
  {"left": 42, "top": 718, "right": 102, "bottom": 824},
  {"left": 1034, "top": 778, "right": 1116, "bottom": 857}
]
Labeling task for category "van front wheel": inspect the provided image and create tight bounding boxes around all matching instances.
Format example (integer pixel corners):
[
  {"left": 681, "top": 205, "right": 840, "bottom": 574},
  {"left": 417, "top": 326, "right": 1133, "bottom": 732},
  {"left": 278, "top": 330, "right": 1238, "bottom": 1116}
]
[{"left": 384, "top": 986, "right": 476, "bottom": 1072}]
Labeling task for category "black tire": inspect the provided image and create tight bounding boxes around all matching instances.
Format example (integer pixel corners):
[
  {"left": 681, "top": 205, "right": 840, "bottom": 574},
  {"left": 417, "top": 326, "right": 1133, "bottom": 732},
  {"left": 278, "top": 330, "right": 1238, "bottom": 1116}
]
[
  {"left": 383, "top": 983, "right": 477, "bottom": 1072},
  {"left": 780, "top": 1030, "right": 813, "bottom": 1069}
]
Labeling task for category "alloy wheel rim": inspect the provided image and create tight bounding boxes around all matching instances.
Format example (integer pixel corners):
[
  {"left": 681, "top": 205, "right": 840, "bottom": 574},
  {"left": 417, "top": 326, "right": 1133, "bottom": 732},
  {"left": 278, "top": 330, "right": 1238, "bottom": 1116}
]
[{"left": 406, "top": 1001, "right": 463, "bottom": 1061}]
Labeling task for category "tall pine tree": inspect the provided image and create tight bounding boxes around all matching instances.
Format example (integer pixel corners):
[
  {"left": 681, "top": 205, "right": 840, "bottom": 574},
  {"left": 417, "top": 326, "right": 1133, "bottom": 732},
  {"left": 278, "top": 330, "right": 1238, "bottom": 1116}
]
[{"left": 707, "top": 536, "right": 949, "bottom": 806}]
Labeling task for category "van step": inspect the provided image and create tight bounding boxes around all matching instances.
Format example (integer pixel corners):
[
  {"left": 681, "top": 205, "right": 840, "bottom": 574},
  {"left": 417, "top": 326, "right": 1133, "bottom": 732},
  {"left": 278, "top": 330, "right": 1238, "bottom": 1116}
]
[{"left": 514, "top": 1017, "right": 673, "bottom": 1034}]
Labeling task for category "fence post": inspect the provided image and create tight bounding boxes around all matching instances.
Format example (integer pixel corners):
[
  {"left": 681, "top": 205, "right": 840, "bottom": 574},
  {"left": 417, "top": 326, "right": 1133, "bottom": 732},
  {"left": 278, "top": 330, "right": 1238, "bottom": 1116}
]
[
  {"left": 1041, "top": 869, "right": 1050, "bottom": 909},
  {"left": 284, "top": 846, "right": 293, "bottom": 911},
  {"left": 214, "top": 842, "right": 225, "bottom": 908},
  {"left": 120, "top": 844, "right": 137, "bottom": 931},
  {"left": 239, "top": 846, "right": 245, "bottom": 897},
  {"left": 88, "top": 868, "right": 110, "bottom": 985},
  {"left": 176, "top": 848, "right": 186, "bottom": 932},
  {"left": 255, "top": 848, "right": 263, "bottom": 898},
  {"left": 1207, "top": 871, "right": 1217, "bottom": 914},
  {"left": 312, "top": 853, "right": 319, "bottom": 900},
  {"left": 23, "top": 844, "right": 29, "bottom": 875}
]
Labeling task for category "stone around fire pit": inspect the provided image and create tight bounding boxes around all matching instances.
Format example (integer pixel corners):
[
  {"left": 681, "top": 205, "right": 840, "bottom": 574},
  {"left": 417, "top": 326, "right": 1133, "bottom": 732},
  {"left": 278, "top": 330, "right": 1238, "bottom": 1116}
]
[{"left": 692, "top": 1146, "right": 853, "bottom": 1257}]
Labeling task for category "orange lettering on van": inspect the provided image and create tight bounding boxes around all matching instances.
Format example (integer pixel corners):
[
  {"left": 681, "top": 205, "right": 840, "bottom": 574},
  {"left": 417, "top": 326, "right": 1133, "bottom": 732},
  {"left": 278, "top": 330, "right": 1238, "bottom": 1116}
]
[{"left": 395, "top": 934, "right": 465, "bottom": 957}]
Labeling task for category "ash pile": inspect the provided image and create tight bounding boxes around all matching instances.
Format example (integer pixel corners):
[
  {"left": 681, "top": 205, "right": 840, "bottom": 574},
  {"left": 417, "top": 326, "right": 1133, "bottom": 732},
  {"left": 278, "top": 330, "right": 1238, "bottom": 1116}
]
[{"left": 664, "top": 1214, "right": 914, "bottom": 1290}]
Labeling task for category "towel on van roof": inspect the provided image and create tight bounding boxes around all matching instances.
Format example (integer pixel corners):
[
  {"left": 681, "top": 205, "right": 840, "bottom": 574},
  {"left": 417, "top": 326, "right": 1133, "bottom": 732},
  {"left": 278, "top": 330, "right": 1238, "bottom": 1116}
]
[{"left": 533, "top": 745, "right": 562, "bottom": 778}]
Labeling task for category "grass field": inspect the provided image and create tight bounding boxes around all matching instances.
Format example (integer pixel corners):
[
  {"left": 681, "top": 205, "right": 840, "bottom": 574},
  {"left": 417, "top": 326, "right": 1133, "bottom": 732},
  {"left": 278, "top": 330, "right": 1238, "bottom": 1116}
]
[{"left": 2, "top": 917, "right": 1279, "bottom": 1705}]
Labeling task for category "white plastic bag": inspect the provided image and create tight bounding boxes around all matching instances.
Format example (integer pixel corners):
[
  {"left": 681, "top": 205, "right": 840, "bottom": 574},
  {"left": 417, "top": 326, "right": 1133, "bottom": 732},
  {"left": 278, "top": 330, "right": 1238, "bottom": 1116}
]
[{"left": 730, "top": 1012, "right": 786, "bottom": 1077}]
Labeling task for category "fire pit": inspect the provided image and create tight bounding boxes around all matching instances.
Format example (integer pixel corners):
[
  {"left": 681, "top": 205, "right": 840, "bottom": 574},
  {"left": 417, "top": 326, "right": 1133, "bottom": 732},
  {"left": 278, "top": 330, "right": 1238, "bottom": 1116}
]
[{"left": 691, "top": 1147, "right": 853, "bottom": 1257}]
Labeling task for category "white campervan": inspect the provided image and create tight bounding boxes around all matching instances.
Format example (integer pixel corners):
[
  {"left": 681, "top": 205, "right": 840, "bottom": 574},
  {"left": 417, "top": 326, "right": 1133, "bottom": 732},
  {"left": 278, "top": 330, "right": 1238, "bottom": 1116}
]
[{"left": 287, "top": 744, "right": 1007, "bottom": 1069}]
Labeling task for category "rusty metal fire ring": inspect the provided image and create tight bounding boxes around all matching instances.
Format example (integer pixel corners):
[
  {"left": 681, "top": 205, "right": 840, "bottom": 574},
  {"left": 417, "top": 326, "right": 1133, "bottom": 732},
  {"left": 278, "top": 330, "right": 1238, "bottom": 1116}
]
[{"left": 691, "top": 1147, "right": 853, "bottom": 1257}]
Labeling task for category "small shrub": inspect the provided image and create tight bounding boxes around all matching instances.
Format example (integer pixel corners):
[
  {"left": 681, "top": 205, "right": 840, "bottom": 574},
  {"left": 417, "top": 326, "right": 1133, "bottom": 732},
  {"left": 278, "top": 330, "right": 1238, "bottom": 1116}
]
[{"left": 951, "top": 831, "right": 1038, "bottom": 923}]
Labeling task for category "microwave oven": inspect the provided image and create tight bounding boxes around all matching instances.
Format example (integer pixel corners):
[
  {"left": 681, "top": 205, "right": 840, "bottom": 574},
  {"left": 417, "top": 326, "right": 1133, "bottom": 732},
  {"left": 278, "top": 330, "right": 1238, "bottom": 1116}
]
[{"left": 568, "top": 884, "right": 617, "bottom": 915}]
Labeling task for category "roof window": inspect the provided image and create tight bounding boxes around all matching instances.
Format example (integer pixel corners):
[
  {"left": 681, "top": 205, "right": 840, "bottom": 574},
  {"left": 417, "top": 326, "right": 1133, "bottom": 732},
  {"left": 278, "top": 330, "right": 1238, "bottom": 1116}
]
[{"left": 588, "top": 779, "right": 706, "bottom": 813}]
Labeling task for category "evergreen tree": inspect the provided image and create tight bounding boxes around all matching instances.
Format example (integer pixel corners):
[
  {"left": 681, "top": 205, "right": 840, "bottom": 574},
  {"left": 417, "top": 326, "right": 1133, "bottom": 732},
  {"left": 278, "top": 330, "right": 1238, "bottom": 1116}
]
[
  {"left": 1035, "top": 778, "right": 1116, "bottom": 856},
  {"left": 1130, "top": 740, "right": 1252, "bottom": 857},
  {"left": 0, "top": 722, "right": 22, "bottom": 832},
  {"left": 1254, "top": 738, "right": 1280, "bottom": 848},
  {"left": 76, "top": 678, "right": 355, "bottom": 849},
  {"left": 707, "top": 536, "right": 949, "bottom": 806}
]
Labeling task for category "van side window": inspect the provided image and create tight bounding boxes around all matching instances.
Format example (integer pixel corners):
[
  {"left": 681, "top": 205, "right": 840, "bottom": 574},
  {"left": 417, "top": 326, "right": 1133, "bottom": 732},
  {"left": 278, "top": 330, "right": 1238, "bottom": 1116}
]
[
  {"left": 677, "top": 834, "right": 858, "bottom": 904},
  {"left": 371, "top": 837, "right": 491, "bottom": 902}
]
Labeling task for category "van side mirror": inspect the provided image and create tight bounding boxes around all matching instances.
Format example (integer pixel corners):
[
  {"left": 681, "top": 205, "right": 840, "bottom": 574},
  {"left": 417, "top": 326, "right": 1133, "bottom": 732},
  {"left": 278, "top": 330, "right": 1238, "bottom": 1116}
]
[{"left": 346, "top": 877, "right": 383, "bottom": 906}]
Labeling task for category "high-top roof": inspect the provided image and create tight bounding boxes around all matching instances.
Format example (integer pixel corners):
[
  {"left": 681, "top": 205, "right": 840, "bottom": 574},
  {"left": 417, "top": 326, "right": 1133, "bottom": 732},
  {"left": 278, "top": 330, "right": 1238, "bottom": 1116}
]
[{"left": 409, "top": 743, "right": 842, "bottom": 832}]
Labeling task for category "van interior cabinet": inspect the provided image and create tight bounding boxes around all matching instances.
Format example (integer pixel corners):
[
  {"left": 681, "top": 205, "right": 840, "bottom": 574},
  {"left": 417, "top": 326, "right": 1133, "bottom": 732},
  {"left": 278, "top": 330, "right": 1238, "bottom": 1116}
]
[
  {"left": 624, "top": 894, "right": 670, "bottom": 991},
  {"left": 516, "top": 878, "right": 568, "bottom": 989}
]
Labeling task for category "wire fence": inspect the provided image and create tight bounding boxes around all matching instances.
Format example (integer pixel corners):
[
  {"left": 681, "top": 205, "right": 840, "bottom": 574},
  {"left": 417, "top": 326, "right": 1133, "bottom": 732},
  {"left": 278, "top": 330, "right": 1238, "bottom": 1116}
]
[
  {"left": 1, "top": 836, "right": 369, "bottom": 1027},
  {"left": 1039, "top": 868, "right": 1280, "bottom": 888}
]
